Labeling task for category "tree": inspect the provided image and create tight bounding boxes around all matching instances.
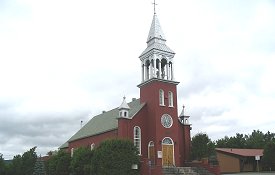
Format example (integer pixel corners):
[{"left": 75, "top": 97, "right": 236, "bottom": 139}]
[
  {"left": 215, "top": 131, "right": 275, "bottom": 149},
  {"left": 0, "top": 153, "right": 6, "bottom": 175},
  {"left": 264, "top": 131, "right": 275, "bottom": 143},
  {"left": 229, "top": 133, "right": 246, "bottom": 148},
  {"left": 216, "top": 133, "right": 247, "bottom": 148},
  {"left": 191, "top": 133, "right": 213, "bottom": 160},
  {"left": 21, "top": 147, "right": 37, "bottom": 175},
  {"left": 33, "top": 159, "right": 46, "bottom": 175},
  {"left": 7, "top": 147, "right": 37, "bottom": 175},
  {"left": 216, "top": 136, "right": 230, "bottom": 148},
  {"left": 91, "top": 139, "right": 139, "bottom": 175},
  {"left": 246, "top": 130, "right": 265, "bottom": 148},
  {"left": 70, "top": 147, "right": 93, "bottom": 175},
  {"left": 47, "top": 150, "right": 70, "bottom": 175},
  {"left": 9, "top": 154, "right": 22, "bottom": 175},
  {"left": 262, "top": 141, "right": 275, "bottom": 171}
]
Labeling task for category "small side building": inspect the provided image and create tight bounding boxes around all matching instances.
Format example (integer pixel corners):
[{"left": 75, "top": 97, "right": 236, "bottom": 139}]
[{"left": 216, "top": 148, "right": 263, "bottom": 173}]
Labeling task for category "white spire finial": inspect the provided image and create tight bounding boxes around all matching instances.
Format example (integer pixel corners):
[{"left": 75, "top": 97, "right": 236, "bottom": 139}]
[
  {"left": 118, "top": 96, "right": 130, "bottom": 118},
  {"left": 179, "top": 105, "right": 186, "bottom": 117},
  {"left": 118, "top": 96, "right": 130, "bottom": 110}
]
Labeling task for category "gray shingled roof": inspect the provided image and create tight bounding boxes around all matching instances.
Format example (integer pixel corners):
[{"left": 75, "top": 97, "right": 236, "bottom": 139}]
[
  {"left": 67, "top": 99, "right": 145, "bottom": 143},
  {"left": 140, "top": 42, "right": 175, "bottom": 57},
  {"left": 118, "top": 97, "right": 130, "bottom": 110},
  {"left": 140, "top": 14, "right": 175, "bottom": 57},
  {"left": 147, "top": 14, "right": 166, "bottom": 42},
  {"left": 59, "top": 142, "right": 69, "bottom": 149}
]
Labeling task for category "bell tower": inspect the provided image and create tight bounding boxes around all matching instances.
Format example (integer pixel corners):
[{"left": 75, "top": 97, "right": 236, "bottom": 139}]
[
  {"left": 138, "top": 12, "right": 179, "bottom": 105},
  {"left": 139, "top": 14, "right": 175, "bottom": 83},
  {"left": 138, "top": 11, "right": 183, "bottom": 169}
]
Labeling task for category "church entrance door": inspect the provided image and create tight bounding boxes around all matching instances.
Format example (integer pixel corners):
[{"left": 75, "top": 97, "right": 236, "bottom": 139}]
[{"left": 162, "top": 137, "right": 174, "bottom": 166}]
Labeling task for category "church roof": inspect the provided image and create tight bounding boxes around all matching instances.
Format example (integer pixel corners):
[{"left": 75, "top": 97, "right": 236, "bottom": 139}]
[
  {"left": 140, "top": 14, "right": 175, "bottom": 58},
  {"left": 147, "top": 14, "right": 166, "bottom": 42},
  {"left": 59, "top": 142, "right": 69, "bottom": 149},
  {"left": 140, "top": 42, "right": 175, "bottom": 57},
  {"left": 179, "top": 106, "right": 189, "bottom": 118},
  {"left": 118, "top": 97, "right": 130, "bottom": 110},
  {"left": 67, "top": 99, "right": 145, "bottom": 143}
]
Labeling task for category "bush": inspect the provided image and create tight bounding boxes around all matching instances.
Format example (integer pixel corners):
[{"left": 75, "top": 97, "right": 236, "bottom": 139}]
[
  {"left": 70, "top": 147, "right": 93, "bottom": 175},
  {"left": 91, "top": 139, "right": 140, "bottom": 175},
  {"left": 47, "top": 150, "right": 70, "bottom": 175}
]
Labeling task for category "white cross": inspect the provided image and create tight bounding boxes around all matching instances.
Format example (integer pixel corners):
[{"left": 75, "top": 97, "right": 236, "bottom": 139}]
[{"left": 153, "top": 0, "right": 158, "bottom": 14}]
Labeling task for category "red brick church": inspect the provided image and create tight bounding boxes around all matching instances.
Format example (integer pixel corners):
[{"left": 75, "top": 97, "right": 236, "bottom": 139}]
[{"left": 60, "top": 11, "right": 192, "bottom": 175}]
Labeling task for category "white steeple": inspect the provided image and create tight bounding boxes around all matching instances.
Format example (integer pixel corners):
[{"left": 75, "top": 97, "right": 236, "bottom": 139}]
[
  {"left": 118, "top": 97, "right": 130, "bottom": 118},
  {"left": 139, "top": 13, "right": 176, "bottom": 83},
  {"left": 147, "top": 14, "right": 166, "bottom": 44},
  {"left": 179, "top": 105, "right": 191, "bottom": 125}
]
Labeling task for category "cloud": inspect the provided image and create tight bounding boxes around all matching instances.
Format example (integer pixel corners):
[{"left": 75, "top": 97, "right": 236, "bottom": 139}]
[
  {"left": 176, "top": 1, "right": 275, "bottom": 140},
  {"left": 0, "top": 108, "right": 90, "bottom": 158}
]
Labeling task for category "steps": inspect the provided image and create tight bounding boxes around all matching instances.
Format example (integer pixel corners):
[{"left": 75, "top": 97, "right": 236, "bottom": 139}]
[
  {"left": 192, "top": 166, "right": 215, "bottom": 175},
  {"left": 163, "top": 166, "right": 215, "bottom": 175},
  {"left": 163, "top": 167, "right": 198, "bottom": 175}
]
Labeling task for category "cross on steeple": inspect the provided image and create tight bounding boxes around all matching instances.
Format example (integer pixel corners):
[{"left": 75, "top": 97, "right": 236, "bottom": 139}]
[{"left": 152, "top": 0, "right": 157, "bottom": 14}]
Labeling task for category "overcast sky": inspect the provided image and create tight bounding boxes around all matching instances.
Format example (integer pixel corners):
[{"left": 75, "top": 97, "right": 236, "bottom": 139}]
[{"left": 0, "top": 0, "right": 275, "bottom": 159}]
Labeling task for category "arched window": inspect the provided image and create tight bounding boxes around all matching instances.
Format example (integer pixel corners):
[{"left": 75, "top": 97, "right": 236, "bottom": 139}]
[
  {"left": 148, "top": 141, "right": 154, "bottom": 158},
  {"left": 162, "top": 137, "right": 173, "bottom": 145},
  {"left": 148, "top": 141, "right": 155, "bottom": 165},
  {"left": 134, "top": 126, "right": 141, "bottom": 155},
  {"left": 168, "top": 91, "right": 173, "bottom": 107},
  {"left": 159, "top": 89, "right": 164, "bottom": 106}
]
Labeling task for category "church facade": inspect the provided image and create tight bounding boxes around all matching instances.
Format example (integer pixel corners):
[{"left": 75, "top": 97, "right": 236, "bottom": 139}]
[{"left": 60, "top": 13, "right": 192, "bottom": 175}]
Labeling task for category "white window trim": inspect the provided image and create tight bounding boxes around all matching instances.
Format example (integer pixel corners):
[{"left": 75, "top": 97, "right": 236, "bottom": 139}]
[
  {"left": 168, "top": 91, "right": 173, "bottom": 107},
  {"left": 162, "top": 137, "right": 174, "bottom": 145},
  {"left": 148, "top": 141, "right": 154, "bottom": 159},
  {"left": 71, "top": 148, "right": 74, "bottom": 157},
  {"left": 91, "top": 143, "right": 95, "bottom": 150},
  {"left": 159, "top": 89, "right": 165, "bottom": 106},
  {"left": 134, "top": 126, "right": 141, "bottom": 155},
  {"left": 161, "top": 114, "right": 173, "bottom": 128}
]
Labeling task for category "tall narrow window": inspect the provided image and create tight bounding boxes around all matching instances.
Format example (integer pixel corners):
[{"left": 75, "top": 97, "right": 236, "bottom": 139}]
[
  {"left": 134, "top": 126, "right": 141, "bottom": 155},
  {"left": 148, "top": 141, "right": 155, "bottom": 165},
  {"left": 168, "top": 91, "right": 173, "bottom": 107},
  {"left": 159, "top": 89, "right": 164, "bottom": 106}
]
